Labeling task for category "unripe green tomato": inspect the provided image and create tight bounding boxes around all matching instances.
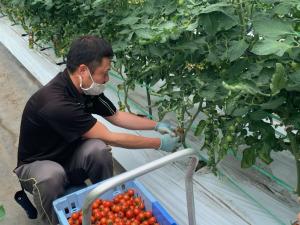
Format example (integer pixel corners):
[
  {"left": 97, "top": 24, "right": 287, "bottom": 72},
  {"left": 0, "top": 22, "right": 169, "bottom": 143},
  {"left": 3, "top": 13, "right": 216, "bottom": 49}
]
[
  {"left": 178, "top": 0, "right": 184, "bottom": 5},
  {"left": 228, "top": 125, "right": 235, "bottom": 132},
  {"left": 225, "top": 135, "right": 233, "bottom": 143},
  {"left": 222, "top": 143, "right": 229, "bottom": 149},
  {"left": 236, "top": 117, "right": 242, "bottom": 123},
  {"left": 291, "top": 62, "right": 300, "bottom": 70},
  {"left": 138, "top": 40, "right": 148, "bottom": 45}
]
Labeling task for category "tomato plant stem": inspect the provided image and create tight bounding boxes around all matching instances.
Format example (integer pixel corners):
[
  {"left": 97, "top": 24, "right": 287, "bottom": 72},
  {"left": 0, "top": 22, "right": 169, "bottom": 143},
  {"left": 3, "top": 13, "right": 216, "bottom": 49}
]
[
  {"left": 146, "top": 86, "right": 152, "bottom": 118},
  {"left": 182, "top": 101, "right": 203, "bottom": 148},
  {"left": 287, "top": 129, "right": 300, "bottom": 195},
  {"left": 124, "top": 84, "right": 132, "bottom": 113},
  {"left": 296, "top": 159, "right": 300, "bottom": 195},
  {"left": 236, "top": 0, "right": 246, "bottom": 35},
  {"left": 117, "top": 66, "right": 132, "bottom": 113}
]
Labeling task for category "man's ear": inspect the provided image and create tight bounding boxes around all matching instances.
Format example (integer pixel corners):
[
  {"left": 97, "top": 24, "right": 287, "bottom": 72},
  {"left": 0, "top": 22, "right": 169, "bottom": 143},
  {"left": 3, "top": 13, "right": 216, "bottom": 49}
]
[{"left": 78, "top": 64, "right": 88, "bottom": 75}]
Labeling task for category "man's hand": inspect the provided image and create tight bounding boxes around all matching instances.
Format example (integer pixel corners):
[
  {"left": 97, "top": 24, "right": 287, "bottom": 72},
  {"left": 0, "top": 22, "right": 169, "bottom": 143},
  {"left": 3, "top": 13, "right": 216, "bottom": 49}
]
[
  {"left": 159, "top": 134, "right": 181, "bottom": 152},
  {"left": 155, "top": 121, "right": 177, "bottom": 136}
]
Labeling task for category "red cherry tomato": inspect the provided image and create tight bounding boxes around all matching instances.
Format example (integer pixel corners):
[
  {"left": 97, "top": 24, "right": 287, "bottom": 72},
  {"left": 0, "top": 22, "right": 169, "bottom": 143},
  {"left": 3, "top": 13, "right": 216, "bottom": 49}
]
[
  {"left": 100, "top": 217, "right": 107, "bottom": 224},
  {"left": 137, "top": 212, "right": 145, "bottom": 222},
  {"left": 144, "top": 211, "right": 152, "bottom": 219},
  {"left": 127, "top": 189, "right": 135, "bottom": 196},
  {"left": 103, "top": 200, "right": 113, "bottom": 208},
  {"left": 148, "top": 217, "right": 156, "bottom": 225},
  {"left": 130, "top": 221, "right": 140, "bottom": 225},
  {"left": 133, "top": 208, "right": 141, "bottom": 216},
  {"left": 138, "top": 203, "right": 145, "bottom": 210},
  {"left": 107, "top": 218, "right": 114, "bottom": 225},
  {"left": 126, "top": 209, "right": 134, "bottom": 219},
  {"left": 68, "top": 218, "right": 73, "bottom": 224},
  {"left": 134, "top": 197, "right": 142, "bottom": 206},
  {"left": 117, "top": 211, "right": 125, "bottom": 218},
  {"left": 92, "top": 201, "right": 99, "bottom": 209},
  {"left": 71, "top": 212, "right": 80, "bottom": 220},
  {"left": 123, "top": 194, "right": 130, "bottom": 201}
]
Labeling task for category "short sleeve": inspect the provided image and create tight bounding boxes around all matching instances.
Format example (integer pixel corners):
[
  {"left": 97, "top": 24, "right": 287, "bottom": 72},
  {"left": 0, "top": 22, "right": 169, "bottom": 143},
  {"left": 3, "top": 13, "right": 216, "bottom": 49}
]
[
  {"left": 39, "top": 101, "right": 97, "bottom": 142},
  {"left": 91, "top": 93, "right": 117, "bottom": 117}
]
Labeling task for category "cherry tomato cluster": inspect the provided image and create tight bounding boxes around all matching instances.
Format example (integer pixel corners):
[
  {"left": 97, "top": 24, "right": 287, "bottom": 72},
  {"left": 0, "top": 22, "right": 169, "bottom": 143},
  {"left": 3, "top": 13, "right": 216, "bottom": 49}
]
[{"left": 68, "top": 188, "right": 159, "bottom": 225}]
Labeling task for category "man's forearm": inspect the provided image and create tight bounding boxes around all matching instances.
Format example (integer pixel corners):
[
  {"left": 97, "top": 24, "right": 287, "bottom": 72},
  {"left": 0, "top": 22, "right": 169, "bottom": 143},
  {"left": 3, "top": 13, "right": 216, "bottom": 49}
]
[
  {"left": 107, "top": 132, "right": 161, "bottom": 149},
  {"left": 106, "top": 111, "right": 157, "bottom": 130}
]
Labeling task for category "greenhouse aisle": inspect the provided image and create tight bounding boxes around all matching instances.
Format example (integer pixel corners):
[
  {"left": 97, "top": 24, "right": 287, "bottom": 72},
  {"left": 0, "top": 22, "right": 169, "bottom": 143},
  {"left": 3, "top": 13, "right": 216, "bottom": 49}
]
[{"left": 0, "top": 43, "right": 42, "bottom": 224}]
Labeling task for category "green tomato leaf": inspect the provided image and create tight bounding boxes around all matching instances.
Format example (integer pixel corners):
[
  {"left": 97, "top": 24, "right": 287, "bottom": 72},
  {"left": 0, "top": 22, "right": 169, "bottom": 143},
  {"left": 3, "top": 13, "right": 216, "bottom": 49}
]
[
  {"left": 135, "top": 29, "right": 155, "bottom": 40},
  {"left": 118, "top": 16, "right": 140, "bottom": 26},
  {"left": 159, "top": 21, "right": 177, "bottom": 31},
  {"left": 241, "top": 147, "right": 256, "bottom": 168},
  {"left": 258, "top": 143, "right": 273, "bottom": 164},
  {"left": 260, "top": 97, "right": 286, "bottom": 109},
  {"left": 199, "top": 12, "right": 237, "bottom": 36},
  {"left": 285, "top": 112, "right": 300, "bottom": 130},
  {"left": 270, "top": 63, "right": 287, "bottom": 95},
  {"left": 194, "top": 120, "right": 207, "bottom": 136},
  {"left": 273, "top": 2, "right": 295, "bottom": 15},
  {"left": 227, "top": 39, "right": 249, "bottom": 62},
  {"left": 286, "top": 83, "right": 300, "bottom": 92},
  {"left": 225, "top": 97, "right": 237, "bottom": 115},
  {"left": 232, "top": 107, "right": 249, "bottom": 117},
  {"left": 223, "top": 80, "right": 269, "bottom": 96},
  {"left": 251, "top": 39, "right": 293, "bottom": 57},
  {"left": 253, "top": 17, "right": 294, "bottom": 38},
  {"left": 289, "top": 70, "right": 300, "bottom": 83},
  {"left": 186, "top": 20, "right": 198, "bottom": 31},
  {"left": 163, "top": 2, "right": 177, "bottom": 15},
  {"left": 249, "top": 110, "right": 269, "bottom": 120},
  {"left": 286, "top": 70, "right": 300, "bottom": 91},
  {"left": 201, "top": 2, "right": 232, "bottom": 14},
  {"left": 92, "top": 0, "right": 105, "bottom": 7}
]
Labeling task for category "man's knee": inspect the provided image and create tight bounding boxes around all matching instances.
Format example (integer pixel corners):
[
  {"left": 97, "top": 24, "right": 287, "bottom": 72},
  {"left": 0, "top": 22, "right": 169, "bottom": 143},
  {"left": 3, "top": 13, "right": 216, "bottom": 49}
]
[
  {"left": 36, "top": 161, "right": 67, "bottom": 193},
  {"left": 84, "top": 139, "right": 113, "bottom": 163},
  {"left": 16, "top": 161, "right": 67, "bottom": 195},
  {"left": 83, "top": 139, "right": 113, "bottom": 182},
  {"left": 17, "top": 161, "right": 67, "bottom": 225}
]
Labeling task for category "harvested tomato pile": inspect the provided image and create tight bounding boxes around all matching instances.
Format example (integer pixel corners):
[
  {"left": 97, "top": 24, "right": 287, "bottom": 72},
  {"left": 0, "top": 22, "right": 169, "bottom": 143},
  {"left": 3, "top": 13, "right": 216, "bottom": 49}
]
[{"left": 67, "top": 188, "right": 159, "bottom": 225}]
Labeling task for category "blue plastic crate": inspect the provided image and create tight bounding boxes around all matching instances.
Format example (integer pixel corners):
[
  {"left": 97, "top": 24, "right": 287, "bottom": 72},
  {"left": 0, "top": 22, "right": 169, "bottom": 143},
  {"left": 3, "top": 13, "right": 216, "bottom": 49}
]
[{"left": 53, "top": 179, "right": 177, "bottom": 225}]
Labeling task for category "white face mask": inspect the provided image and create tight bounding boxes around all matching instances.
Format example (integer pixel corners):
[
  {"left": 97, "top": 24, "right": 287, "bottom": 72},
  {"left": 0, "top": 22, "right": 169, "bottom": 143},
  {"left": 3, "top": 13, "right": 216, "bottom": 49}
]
[{"left": 79, "top": 68, "right": 106, "bottom": 95}]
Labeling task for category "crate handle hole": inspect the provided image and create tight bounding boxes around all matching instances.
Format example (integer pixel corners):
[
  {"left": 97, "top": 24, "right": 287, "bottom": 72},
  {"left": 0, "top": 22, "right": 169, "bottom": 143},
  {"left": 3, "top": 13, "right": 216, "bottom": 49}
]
[
  {"left": 121, "top": 184, "right": 126, "bottom": 190},
  {"left": 71, "top": 202, "right": 76, "bottom": 209},
  {"left": 64, "top": 207, "right": 69, "bottom": 214}
]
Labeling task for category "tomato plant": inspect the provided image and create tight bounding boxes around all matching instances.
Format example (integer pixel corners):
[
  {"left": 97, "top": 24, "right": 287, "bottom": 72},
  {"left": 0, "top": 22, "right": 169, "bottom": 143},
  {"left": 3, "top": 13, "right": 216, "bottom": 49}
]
[{"left": 1, "top": 0, "right": 300, "bottom": 195}]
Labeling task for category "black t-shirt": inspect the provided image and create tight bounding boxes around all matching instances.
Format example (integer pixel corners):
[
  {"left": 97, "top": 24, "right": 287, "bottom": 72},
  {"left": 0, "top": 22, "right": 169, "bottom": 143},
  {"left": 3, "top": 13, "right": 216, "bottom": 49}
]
[{"left": 17, "top": 69, "right": 116, "bottom": 167}]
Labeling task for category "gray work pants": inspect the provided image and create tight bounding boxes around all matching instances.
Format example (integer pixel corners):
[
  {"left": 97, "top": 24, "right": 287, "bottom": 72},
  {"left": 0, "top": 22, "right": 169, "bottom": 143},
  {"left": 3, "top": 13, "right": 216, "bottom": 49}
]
[{"left": 14, "top": 139, "right": 113, "bottom": 225}]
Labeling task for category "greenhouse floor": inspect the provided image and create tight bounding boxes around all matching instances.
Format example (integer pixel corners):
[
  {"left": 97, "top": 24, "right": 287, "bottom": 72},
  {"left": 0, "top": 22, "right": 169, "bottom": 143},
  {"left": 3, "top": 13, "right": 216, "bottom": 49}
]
[{"left": 0, "top": 42, "right": 43, "bottom": 225}]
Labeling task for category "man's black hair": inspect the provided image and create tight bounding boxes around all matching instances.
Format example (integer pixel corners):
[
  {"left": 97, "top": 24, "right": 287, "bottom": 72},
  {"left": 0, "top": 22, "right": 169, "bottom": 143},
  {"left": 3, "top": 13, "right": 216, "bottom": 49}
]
[{"left": 66, "top": 35, "right": 114, "bottom": 74}]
